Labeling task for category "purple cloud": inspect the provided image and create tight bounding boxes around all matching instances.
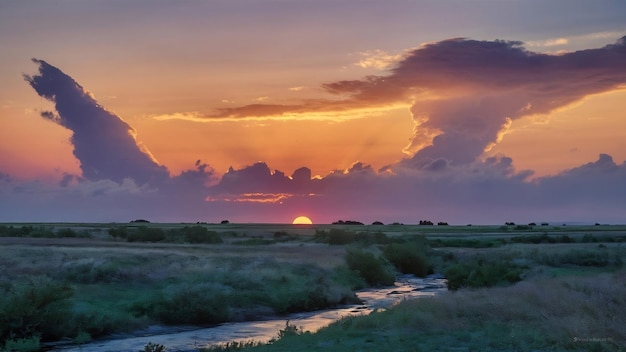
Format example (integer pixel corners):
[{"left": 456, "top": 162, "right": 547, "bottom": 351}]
[
  {"left": 24, "top": 59, "right": 170, "bottom": 185},
  {"left": 207, "top": 37, "right": 626, "bottom": 168},
  {"left": 1, "top": 43, "right": 624, "bottom": 224}
]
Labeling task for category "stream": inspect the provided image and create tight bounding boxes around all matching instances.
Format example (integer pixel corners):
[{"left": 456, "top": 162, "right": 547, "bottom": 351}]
[{"left": 50, "top": 275, "right": 447, "bottom": 352}]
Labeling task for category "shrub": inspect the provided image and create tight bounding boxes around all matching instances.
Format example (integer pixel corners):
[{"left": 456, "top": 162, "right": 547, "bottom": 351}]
[
  {"left": 108, "top": 226, "right": 128, "bottom": 239},
  {"left": 126, "top": 226, "right": 165, "bottom": 242},
  {"left": 383, "top": 241, "right": 431, "bottom": 277},
  {"left": 56, "top": 228, "right": 90, "bottom": 238},
  {"left": 444, "top": 260, "right": 523, "bottom": 291},
  {"left": 73, "top": 331, "right": 92, "bottom": 345},
  {"left": 429, "top": 238, "right": 504, "bottom": 248},
  {"left": 314, "top": 228, "right": 356, "bottom": 244},
  {"left": 582, "top": 233, "right": 597, "bottom": 243},
  {"left": 136, "top": 283, "right": 230, "bottom": 325},
  {"left": 549, "top": 249, "right": 618, "bottom": 267},
  {"left": 143, "top": 342, "right": 166, "bottom": 352},
  {"left": 314, "top": 229, "right": 390, "bottom": 245},
  {"left": 3, "top": 336, "right": 40, "bottom": 352},
  {"left": 0, "top": 276, "right": 73, "bottom": 341},
  {"left": 179, "top": 226, "right": 223, "bottom": 244},
  {"left": 59, "top": 261, "right": 127, "bottom": 284},
  {"left": 345, "top": 249, "right": 395, "bottom": 286}
]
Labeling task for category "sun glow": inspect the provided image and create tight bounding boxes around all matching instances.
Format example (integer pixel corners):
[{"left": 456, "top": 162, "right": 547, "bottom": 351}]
[{"left": 292, "top": 216, "right": 313, "bottom": 225}]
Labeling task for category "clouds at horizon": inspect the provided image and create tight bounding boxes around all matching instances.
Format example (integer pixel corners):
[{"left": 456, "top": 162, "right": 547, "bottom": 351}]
[{"left": 1, "top": 39, "right": 626, "bottom": 224}]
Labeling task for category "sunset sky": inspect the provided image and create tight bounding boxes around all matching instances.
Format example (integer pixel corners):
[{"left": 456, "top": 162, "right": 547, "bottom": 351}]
[{"left": 1, "top": 1, "right": 626, "bottom": 224}]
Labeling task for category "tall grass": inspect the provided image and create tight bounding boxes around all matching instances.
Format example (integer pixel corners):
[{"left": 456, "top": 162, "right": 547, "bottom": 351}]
[{"left": 238, "top": 270, "right": 626, "bottom": 351}]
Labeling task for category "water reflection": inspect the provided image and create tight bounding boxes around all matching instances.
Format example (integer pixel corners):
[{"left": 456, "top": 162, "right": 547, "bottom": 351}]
[{"left": 53, "top": 276, "right": 446, "bottom": 352}]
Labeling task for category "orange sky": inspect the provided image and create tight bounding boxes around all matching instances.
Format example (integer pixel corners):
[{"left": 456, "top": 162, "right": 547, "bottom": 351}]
[{"left": 2, "top": 2, "right": 626, "bottom": 225}]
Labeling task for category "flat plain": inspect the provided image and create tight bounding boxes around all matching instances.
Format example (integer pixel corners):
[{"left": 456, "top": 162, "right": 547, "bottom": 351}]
[{"left": 1, "top": 222, "right": 625, "bottom": 351}]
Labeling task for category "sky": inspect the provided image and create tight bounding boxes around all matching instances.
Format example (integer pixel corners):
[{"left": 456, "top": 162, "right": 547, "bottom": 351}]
[{"left": 1, "top": 0, "right": 626, "bottom": 224}]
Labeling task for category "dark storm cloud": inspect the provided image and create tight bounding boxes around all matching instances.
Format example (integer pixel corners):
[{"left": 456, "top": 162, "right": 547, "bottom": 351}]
[{"left": 24, "top": 59, "right": 169, "bottom": 185}]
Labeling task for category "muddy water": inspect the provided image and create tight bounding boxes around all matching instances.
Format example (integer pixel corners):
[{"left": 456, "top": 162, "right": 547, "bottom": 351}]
[{"left": 52, "top": 276, "right": 446, "bottom": 352}]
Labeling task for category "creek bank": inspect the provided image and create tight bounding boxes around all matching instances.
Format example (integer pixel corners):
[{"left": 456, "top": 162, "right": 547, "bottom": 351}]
[{"left": 49, "top": 275, "right": 447, "bottom": 352}]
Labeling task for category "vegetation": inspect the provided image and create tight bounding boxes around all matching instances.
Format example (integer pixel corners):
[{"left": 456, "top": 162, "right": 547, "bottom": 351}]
[
  {"left": 313, "top": 228, "right": 391, "bottom": 245},
  {"left": 345, "top": 248, "right": 395, "bottom": 286},
  {"left": 109, "top": 225, "right": 223, "bottom": 244},
  {"left": 0, "top": 225, "right": 90, "bottom": 238},
  {"left": 382, "top": 238, "right": 431, "bottom": 277},
  {"left": 444, "top": 259, "right": 523, "bottom": 290},
  {"left": 236, "top": 271, "right": 625, "bottom": 351},
  {"left": 1, "top": 222, "right": 625, "bottom": 351}
]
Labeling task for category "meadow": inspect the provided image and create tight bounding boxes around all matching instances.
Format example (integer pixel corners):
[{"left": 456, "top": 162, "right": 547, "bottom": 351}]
[{"left": 0, "top": 222, "right": 624, "bottom": 351}]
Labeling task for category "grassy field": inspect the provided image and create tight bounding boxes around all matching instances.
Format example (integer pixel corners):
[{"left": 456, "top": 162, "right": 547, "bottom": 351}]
[{"left": 0, "top": 222, "right": 625, "bottom": 351}]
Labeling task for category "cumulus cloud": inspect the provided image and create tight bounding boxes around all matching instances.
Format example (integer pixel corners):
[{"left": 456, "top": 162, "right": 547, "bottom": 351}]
[
  {"left": 202, "top": 154, "right": 626, "bottom": 224},
  {"left": 356, "top": 49, "right": 405, "bottom": 69},
  {"left": 24, "top": 59, "right": 170, "bottom": 185},
  {"left": 3, "top": 42, "right": 626, "bottom": 224},
  {"left": 201, "top": 37, "right": 626, "bottom": 168}
]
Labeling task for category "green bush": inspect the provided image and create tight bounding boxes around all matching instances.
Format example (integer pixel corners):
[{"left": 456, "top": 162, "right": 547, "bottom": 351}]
[
  {"left": 539, "top": 249, "right": 622, "bottom": 267},
  {"left": 345, "top": 249, "right": 395, "bottom": 286},
  {"left": 383, "top": 241, "right": 431, "bottom": 277},
  {"left": 314, "top": 229, "right": 390, "bottom": 245},
  {"left": 314, "top": 228, "right": 357, "bottom": 244},
  {"left": 136, "top": 283, "right": 230, "bottom": 325},
  {"left": 582, "top": 233, "right": 597, "bottom": 243},
  {"left": 444, "top": 260, "right": 522, "bottom": 291},
  {"left": 3, "top": 336, "right": 40, "bottom": 352},
  {"left": 126, "top": 226, "right": 165, "bottom": 242},
  {"left": 59, "top": 262, "right": 126, "bottom": 284},
  {"left": 178, "top": 226, "right": 223, "bottom": 244},
  {"left": 71, "top": 310, "right": 138, "bottom": 338},
  {"left": 0, "top": 276, "right": 73, "bottom": 341},
  {"left": 429, "top": 238, "right": 505, "bottom": 248},
  {"left": 56, "top": 228, "right": 90, "bottom": 238},
  {"left": 108, "top": 226, "right": 128, "bottom": 239}
]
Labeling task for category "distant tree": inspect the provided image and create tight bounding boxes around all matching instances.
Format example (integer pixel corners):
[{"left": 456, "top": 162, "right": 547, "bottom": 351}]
[
  {"left": 371, "top": 221, "right": 384, "bottom": 225},
  {"left": 130, "top": 219, "right": 150, "bottom": 223},
  {"left": 437, "top": 222, "right": 449, "bottom": 226},
  {"left": 419, "top": 220, "right": 433, "bottom": 226},
  {"left": 220, "top": 220, "right": 229, "bottom": 224},
  {"left": 541, "top": 222, "right": 549, "bottom": 226},
  {"left": 528, "top": 222, "right": 537, "bottom": 226},
  {"left": 332, "top": 220, "right": 363, "bottom": 225}
]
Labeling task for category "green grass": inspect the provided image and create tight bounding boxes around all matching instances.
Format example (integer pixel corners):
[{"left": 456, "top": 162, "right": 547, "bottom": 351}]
[
  {"left": 1, "top": 222, "right": 626, "bottom": 350},
  {"left": 220, "top": 270, "right": 626, "bottom": 351}
]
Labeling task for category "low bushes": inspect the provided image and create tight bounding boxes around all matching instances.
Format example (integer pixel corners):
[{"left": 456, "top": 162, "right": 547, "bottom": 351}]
[
  {"left": 0, "top": 225, "right": 90, "bottom": 239},
  {"left": 314, "top": 229, "right": 391, "bottom": 245},
  {"left": 135, "top": 283, "right": 231, "bottom": 325},
  {"left": 0, "top": 276, "right": 73, "bottom": 342},
  {"left": 108, "top": 225, "right": 223, "bottom": 244},
  {"left": 445, "top": 259, "right": 523, "bottom": 291},
  {"left": 382, "top": 239, "right": 431, "bottom": 277},
  {"left": 345, "top": 248, "right": 395, "bottom": 286},
  {"left": 537, "top": 248, "right": 623, "bottom": 267},
  {"left": 429, "top": 238, "right": 506, "bottom": 248}
]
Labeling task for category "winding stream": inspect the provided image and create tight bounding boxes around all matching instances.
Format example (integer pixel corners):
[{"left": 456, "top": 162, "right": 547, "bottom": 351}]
[{"left": 51, "top": 275, "right": 447, "bottom": 352}]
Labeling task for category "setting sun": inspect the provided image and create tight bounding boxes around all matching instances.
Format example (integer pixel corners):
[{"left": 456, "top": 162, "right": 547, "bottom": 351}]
[{"left": 292, "top": 216, "right": 313, "bottom": 225}]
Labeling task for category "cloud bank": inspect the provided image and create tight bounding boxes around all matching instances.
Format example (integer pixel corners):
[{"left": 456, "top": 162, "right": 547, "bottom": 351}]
[{"left": 1, "top": 39, "right": 625, "bottom": 224}]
